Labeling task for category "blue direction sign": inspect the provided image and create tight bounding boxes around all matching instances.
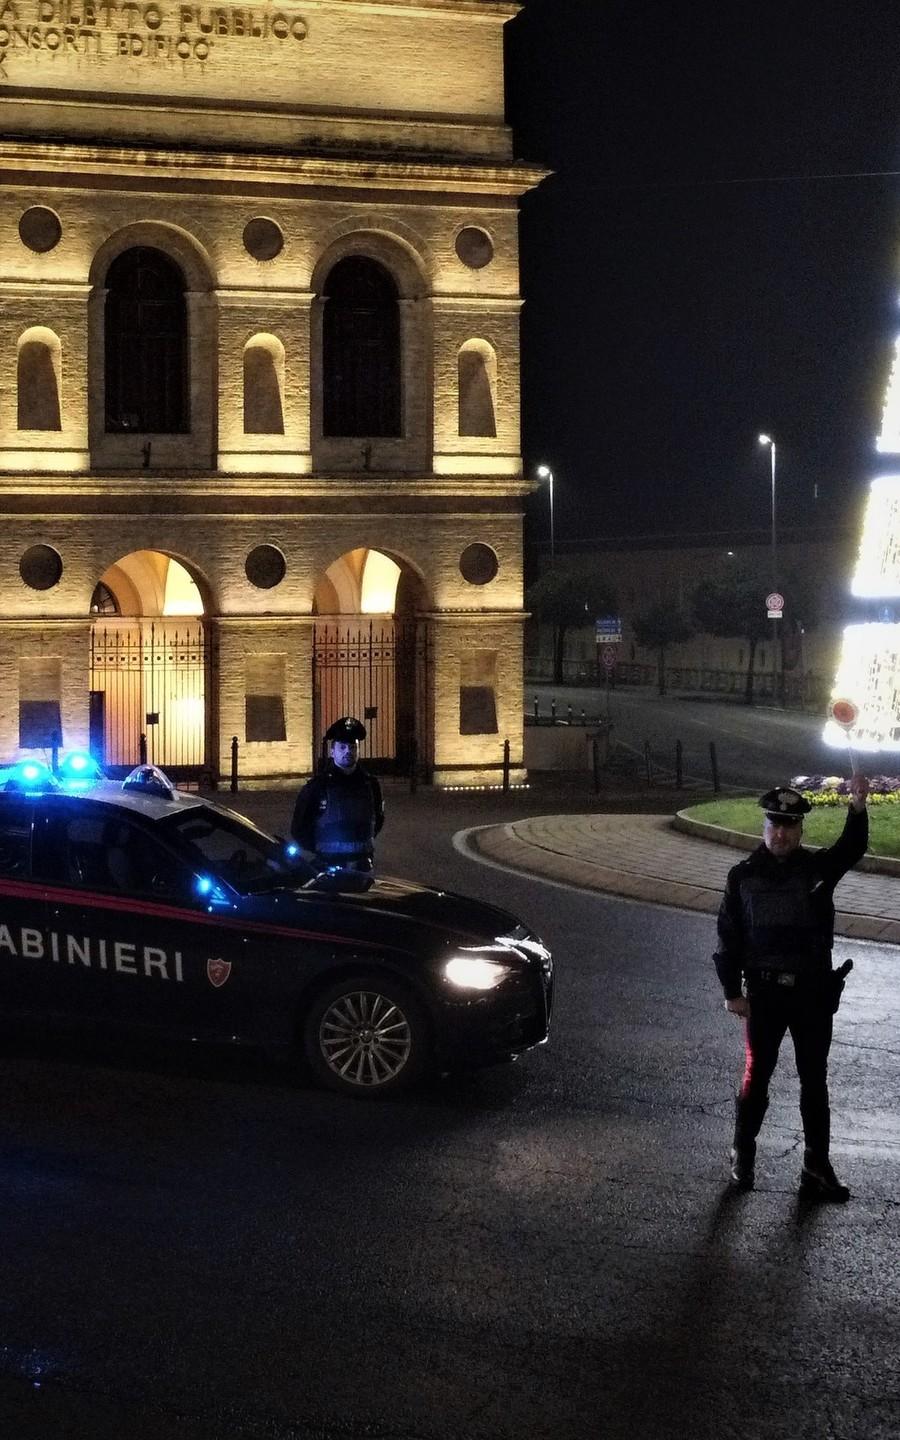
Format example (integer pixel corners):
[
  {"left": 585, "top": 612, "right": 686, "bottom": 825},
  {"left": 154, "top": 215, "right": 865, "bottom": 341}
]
[{"left": 595, "top": 615, "right": 622, "bottom": 643}]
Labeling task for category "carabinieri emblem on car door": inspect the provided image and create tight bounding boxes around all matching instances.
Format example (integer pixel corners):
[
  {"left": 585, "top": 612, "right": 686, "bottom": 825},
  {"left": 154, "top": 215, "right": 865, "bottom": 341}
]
[{"left": 206, "top": 957, "right": 232, "bottom": 988}]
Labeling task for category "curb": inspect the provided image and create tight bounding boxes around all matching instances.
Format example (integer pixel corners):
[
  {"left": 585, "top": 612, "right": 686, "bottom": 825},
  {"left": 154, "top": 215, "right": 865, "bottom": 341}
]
[
  {"left": 470, "top": 823, "right": 723, "bottom": 914},
  {"left": 468, "top": 821, "right": 900, "bottom": 947},
  {"left": 671, "top": 811, "right": 900, "bottom": 878}
]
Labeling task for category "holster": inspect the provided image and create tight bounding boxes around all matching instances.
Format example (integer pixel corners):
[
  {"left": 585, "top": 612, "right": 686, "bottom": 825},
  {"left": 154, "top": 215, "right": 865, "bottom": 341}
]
[{"left": 829, "top": 958, "right": 853, "bottom": 1015}]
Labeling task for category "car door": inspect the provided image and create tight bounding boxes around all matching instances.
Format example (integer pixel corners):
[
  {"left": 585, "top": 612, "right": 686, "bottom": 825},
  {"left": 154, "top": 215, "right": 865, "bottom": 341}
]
[
  {"left": 31, "top": 799, "right": 252, "bottom": 1041},
  {"left": 0, "top": 798, "right": 48, "bottom": 1016}
]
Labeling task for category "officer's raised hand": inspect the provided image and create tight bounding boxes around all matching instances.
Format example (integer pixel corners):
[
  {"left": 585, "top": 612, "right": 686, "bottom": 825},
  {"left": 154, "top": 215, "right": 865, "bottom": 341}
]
[{"left": 848, "top": 772, "right": 869, "bottom": 811}]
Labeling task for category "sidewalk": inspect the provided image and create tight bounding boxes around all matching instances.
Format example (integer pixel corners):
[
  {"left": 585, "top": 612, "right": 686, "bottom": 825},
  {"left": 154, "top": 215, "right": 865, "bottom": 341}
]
[{"left": 469, "top": 813, "right": 900, "bottom": 946}]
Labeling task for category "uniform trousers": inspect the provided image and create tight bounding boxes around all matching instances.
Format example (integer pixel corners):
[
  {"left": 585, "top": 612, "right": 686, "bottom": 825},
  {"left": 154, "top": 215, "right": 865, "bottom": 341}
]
[{"left": 736, "top": 977, "right": 834, "bottom": 1159}]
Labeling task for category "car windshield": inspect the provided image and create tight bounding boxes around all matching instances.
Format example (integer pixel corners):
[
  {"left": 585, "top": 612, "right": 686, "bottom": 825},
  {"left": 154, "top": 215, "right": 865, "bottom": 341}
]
[{"left": 160, "top": 805, "right": 312, "bottom": 893}]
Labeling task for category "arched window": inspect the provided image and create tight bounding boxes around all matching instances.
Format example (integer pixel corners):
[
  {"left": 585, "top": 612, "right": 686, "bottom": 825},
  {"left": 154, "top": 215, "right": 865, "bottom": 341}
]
[
  {"left": 322, "top": 256, "right": 401, "bottom": 437},
  {"left": 243, "top": 334, "right": 285, "bottom": 435},
  {"left": 458, "top": 340, "right": 497, "bottom": 438},
  {"left": 17, "top": 328, "right": 62, "bottom": 431},
  {"left": 104, "top": 247, "right": 188, "bottom": 433},
  {"left": 90, "top": 582, "right": 120, "bottom": 616}
]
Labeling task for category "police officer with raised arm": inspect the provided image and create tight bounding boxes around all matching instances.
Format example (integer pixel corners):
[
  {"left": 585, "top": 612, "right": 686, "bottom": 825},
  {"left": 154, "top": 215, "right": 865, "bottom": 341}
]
[
  {"left": 290, "top": 716, "right": 385, "bottom": 873},
  {"left": 714, "top": 773, "right": 869, "bottom": 1200}
]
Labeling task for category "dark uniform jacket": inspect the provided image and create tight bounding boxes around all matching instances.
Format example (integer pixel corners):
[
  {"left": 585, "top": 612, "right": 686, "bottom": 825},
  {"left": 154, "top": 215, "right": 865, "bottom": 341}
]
[
  {"left": 290, "top": 761, "right": 385, "bottom": 863},
  {"left": 714, "top": 806, "right": 868, "bottom": 1000}
]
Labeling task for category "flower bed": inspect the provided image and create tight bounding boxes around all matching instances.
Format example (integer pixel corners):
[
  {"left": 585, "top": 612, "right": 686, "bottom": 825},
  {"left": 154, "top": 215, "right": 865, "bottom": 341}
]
[{"left": 791, "top": 774, "right": 900, "bottom": 806}]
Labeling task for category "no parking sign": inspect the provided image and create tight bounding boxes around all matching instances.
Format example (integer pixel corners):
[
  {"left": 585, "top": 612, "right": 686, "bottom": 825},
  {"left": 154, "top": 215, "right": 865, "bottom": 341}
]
[
  {"left": 830, "top": 697, "right": 859, "bottom": 729},
  {"left": 830, "top": 696, "right": 860, "bottom": 772}
]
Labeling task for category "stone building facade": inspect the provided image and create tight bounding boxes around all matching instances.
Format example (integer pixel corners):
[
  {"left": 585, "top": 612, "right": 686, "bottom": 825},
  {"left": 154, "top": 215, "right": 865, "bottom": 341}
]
[{"left": 0, "top": 0, "right": 544, "bottom": 785}]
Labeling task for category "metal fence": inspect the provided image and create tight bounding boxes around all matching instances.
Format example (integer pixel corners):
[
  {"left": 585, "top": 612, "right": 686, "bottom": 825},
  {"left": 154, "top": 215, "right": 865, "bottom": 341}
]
[
  {"left": 89, "top": 620, "right": 208, "bottom": 778},
  {"left": 312, "top": 619, "right": 431, "bottom": 775},
  {"left": 525, "top": 657, "right": 828, "bottom": 706}
]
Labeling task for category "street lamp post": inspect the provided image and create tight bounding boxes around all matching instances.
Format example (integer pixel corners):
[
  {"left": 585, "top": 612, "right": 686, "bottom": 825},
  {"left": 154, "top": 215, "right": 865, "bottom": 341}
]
[
  {"left": 758, "top": 434, "right": 780, "bottom": 702},
  {"left": 537, "top": 464, "right": 555, "bottom": 561}
]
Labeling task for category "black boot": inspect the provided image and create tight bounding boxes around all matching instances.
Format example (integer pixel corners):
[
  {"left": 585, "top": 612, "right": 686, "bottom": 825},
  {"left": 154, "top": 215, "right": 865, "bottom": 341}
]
[
  {"left": 800, "top": 1150, "right": 850, "bottom": 1203},
  {"left": 729, "top": 1094, "right": 767, "bottom": 1190},
  {"left": 729, "top": 1143, "right": 755, "bottom": 1190}
]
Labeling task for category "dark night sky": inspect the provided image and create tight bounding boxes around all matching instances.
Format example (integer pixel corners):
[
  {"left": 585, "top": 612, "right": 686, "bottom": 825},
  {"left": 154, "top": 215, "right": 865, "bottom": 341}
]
[{"left": 504, "top": 0, "right": 900, "bottom": 548}]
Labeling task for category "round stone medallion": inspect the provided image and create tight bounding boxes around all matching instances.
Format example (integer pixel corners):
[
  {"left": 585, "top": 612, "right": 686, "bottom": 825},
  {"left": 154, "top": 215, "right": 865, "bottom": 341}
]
[
  {"left": 245, "top": 544, "right": 286, "bottom": 589},
  {"left": 19, "top": 207, "right": 62, "bottom": 254},
  {"left": 455, "top": 227, "right": 494, "bottom": 270},
  {"left": 459, "top": 543, "right": 499, "bottom": 585},
  {"left": 243, "top": 218, "right": 285, "bottom": 262},
  {"left": 20, "top": 545, "right": 63, "bottom": 591}
]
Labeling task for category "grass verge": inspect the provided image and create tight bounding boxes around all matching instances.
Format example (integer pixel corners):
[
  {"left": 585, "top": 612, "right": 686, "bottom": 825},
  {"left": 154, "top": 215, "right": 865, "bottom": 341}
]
[{"left": 680, "top": 796, "right": 900, "bottom": 859}]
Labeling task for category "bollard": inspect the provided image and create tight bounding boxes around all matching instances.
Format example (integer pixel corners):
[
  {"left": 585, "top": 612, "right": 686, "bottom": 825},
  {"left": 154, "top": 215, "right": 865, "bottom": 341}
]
[
  {"left": 709, "top": 741, "right": 720, "bottom": 794},
  {"left": 409, "top": 736, "right": 419, "bottom": 795},
  {"left": 567, "top": 703, "right": 573, "bottom": 724},
  {"left": 502, "top": 738, "right": 511, "bottom": 793},
  {"left": 550, "top": 696, "right": 557, "bottom": 723},
  {"left": 533, "top": 695, "right": 539, "bottom": 723},
  {"left": 581, "top": 708, "right": 586, "bottom": 725},
  {"left": 50, "top": 729, "right": 61, "bottom": 775},
  {"left": 644, "top": 740, "right": 653, "bottom": 785},
  {"left": 675, "top": 739, "right": 683, "bottom": 789},
  {"left": 592, "top": 736, "right": 601, "bottom": 795},
  {"left": 139, "top": 732, "right": 148, "bottom": 766},
  {"left": 230, "top": 734, "right": 239, "bottom": 793}
]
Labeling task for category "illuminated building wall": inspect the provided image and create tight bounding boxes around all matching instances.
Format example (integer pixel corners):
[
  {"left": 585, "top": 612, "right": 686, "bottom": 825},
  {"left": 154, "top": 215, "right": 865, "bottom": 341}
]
[{"left": 0, "top": 0, "right": 545, "bottom": 785}]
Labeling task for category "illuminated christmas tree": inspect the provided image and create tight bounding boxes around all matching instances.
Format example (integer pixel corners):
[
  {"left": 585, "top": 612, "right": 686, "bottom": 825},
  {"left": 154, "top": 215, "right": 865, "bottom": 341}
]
[{"left": 824, "top": 340, "right": 900, "bottom": 752}]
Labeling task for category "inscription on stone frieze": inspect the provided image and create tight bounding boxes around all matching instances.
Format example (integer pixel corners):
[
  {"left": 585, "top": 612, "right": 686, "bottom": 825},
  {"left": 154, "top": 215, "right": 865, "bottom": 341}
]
[{"left": 0, "top": 0, "right": 308, "bottom": 67}]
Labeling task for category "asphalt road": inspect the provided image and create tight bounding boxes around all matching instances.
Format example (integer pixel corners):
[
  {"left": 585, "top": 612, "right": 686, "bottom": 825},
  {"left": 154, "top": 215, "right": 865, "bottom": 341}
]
[
  {"left": 1, "top": 790, "right": 898, "bottom": 1440},
  {"left": 530, "top": 683, "right": 856, "bottom": 791}
]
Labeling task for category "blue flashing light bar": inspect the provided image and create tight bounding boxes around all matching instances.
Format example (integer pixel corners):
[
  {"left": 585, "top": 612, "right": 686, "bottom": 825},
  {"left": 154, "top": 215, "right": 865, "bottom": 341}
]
[
  {"left": 0, "top": 759, "right": 59, "bottom": 794},
  {"left": 58, "top": 751, "right": 105, "bottom": 788}
]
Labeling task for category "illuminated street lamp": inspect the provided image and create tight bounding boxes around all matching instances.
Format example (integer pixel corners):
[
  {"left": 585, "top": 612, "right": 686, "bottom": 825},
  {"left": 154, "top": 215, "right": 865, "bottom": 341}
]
[
  {"left": 758, "top": 434, "right": 777, "bottom": 590},
  {"left": 536, "top": 463, "right": 555, "bottom": 560},
  {"left": 758, "top": 434, "right": 780, "bottom": 701}
]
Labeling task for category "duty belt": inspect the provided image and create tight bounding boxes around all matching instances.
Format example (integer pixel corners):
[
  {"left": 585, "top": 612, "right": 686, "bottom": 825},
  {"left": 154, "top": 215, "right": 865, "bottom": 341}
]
[{"left": 754, "top": 969, "right": 797, "bottom": 986}]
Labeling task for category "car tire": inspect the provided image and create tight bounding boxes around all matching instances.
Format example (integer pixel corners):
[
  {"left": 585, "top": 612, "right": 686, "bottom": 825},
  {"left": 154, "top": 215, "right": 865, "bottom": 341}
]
[{"left": 302, "top": 972, "right": 429, "bottom": 1097}]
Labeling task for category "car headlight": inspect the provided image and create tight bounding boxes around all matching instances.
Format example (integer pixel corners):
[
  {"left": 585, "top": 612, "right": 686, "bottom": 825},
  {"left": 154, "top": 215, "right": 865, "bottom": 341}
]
[{"left": 443, "top": 955, "right": 516, "bottom": 991}]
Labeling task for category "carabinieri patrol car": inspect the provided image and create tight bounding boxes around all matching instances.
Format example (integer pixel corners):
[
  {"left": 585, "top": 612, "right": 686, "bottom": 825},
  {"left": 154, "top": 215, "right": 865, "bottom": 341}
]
[{"left": 0, "top": 757, "right": 553, "bottom": 1096}]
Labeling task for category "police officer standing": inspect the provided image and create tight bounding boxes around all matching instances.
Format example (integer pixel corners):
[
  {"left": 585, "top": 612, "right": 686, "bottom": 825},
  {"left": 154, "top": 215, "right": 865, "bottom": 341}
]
[
  {"left": 714, "top": 773, "right": 869, "bottom": 1200},
  {"left": 291, "top": 716, "right": 385, "bottom": 872}
]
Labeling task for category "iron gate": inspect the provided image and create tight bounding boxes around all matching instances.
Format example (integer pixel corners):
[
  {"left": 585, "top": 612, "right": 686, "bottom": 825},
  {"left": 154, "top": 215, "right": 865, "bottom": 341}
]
[
  {"left": 312, "top": 619, "right": 430, "bottom": 775},
  {"left": 89, "top": 620, "right": 209, "bottom": 780}
]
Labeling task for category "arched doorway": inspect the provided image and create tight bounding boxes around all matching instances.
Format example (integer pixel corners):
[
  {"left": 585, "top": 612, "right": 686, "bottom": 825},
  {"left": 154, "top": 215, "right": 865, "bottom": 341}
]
[
  {"left": 89, "top": 552, "right": 210, "bottom": 779},
  {"left": 311, "top": 550, "right": 430, "bottom": 774}
]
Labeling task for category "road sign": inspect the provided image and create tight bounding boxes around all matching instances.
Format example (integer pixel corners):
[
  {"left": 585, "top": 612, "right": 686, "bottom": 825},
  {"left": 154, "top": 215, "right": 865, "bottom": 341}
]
[
  {"left": 595, "top": 616, "right": 622, "bottom": 643},
  {"left": 830, "top": 697, "right": 859, "bottom": 729},
  {"left": 766, "top": 590, "right": 783, "bottom": 619}
]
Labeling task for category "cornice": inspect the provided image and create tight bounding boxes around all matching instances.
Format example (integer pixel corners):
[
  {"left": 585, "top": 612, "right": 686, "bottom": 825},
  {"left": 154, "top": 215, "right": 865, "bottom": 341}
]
[
  {"left": 309, "top": 0, "right": 520, "bottom": 18},
  {"left": 418, "top": 609, "right": 527, "bottom": 621},
  {"left": 0, "top": 473, "right": 534, "bottom": 502},
  {"left": 0, "top": 140, "right": 548, "bottom": 198},
  {"left": 0, "top": 281, "right": 92, "bottom": 299}
]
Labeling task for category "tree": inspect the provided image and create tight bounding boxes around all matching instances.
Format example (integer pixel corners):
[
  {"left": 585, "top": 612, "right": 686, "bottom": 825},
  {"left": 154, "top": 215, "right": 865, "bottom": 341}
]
[
  {"left": 526, "top": 562, "right": 616, "bottom": 684},
  {"left": 691, "top": 560, "right": 770, "bottom": 705},
  {"left": 633, "top": 604, "right": 694, "bottom": 695}
]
